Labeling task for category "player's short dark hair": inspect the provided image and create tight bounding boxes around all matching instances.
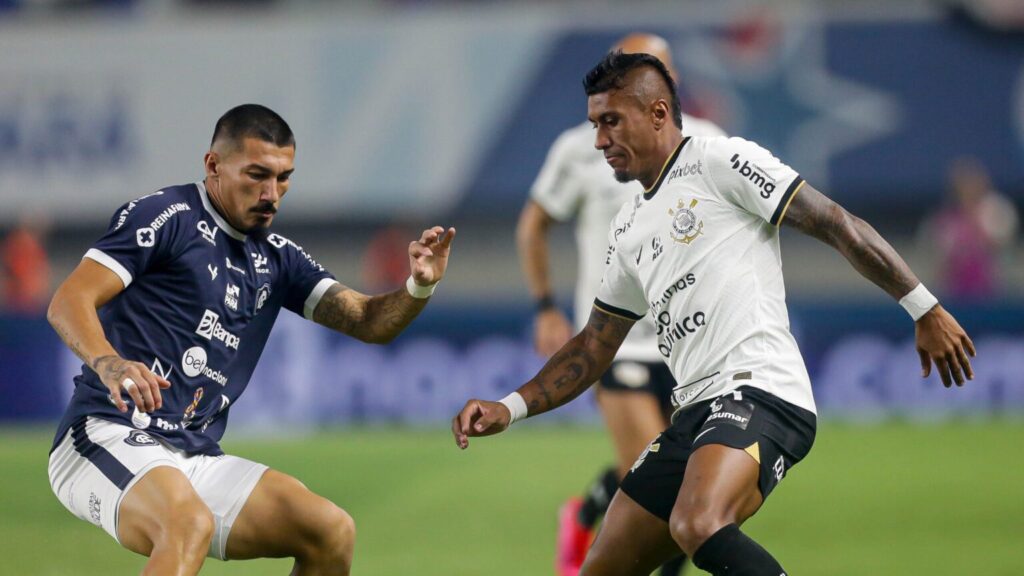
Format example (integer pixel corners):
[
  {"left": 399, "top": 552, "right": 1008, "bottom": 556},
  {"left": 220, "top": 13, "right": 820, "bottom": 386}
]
[
  {"left": 583, "top": 50, "right": 682, "bottom": 129},
  {"left": 211, "top": 104, "right": 295, "bottom": 150}
]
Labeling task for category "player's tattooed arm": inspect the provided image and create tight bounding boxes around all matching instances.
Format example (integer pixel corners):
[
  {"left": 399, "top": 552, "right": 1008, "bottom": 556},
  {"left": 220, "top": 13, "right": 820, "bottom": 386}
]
[
  {"left": 312, "top": 283, "right": 428, "bottom": 344},
  {"left": 782, "top": 183, "right": 976, "bottom": 387},
  {"left": 520, "top": 306, "right": 634, "bottom": 415},
  {"left": 781, "top": 182, "right": 919, "bottom": 299}
]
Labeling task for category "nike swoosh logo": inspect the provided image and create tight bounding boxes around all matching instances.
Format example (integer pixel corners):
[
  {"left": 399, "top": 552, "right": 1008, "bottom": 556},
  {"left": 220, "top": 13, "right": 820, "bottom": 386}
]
[
  {"left": 694, "top": 427, "right": 716, "bottom": 443},
  {"left": 635, "top": 245, "right": 643, "bottom": 265}
]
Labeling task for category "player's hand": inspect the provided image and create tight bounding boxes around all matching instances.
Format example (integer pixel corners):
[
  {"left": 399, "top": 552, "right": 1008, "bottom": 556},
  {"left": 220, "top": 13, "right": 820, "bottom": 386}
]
[
  {"left": 534, "top": 308, "right": 572, "bottom": 357},
  {"left": 915, "top": 305, "right": 976, "bottom": 388},
  {"left": 92, "top": 355, "right": 172, "bottom": 413},
  {"left": 451, "top": 399, "right": 511, "bottom": 449},
  {"left": 409, "top": 226, "right": 456, "bottom": 288}
]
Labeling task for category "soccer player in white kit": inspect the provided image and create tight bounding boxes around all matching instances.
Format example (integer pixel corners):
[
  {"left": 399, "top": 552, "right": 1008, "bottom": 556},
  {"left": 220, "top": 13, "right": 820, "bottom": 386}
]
[
  {"left": 455, "top": 52, "right": 975, "bottom": 575},
  {"left": 516, "top": 33, "right": 723, "bottom": 576}
]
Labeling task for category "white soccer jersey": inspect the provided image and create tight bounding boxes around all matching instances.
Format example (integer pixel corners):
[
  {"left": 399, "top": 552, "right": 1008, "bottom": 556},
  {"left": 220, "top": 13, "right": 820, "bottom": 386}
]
[
  {"left": 530, "top": 114, "right": 726, "bottom": 362},
  {"left": 595, "top": 136, "right": 815, "bottom": 414}
]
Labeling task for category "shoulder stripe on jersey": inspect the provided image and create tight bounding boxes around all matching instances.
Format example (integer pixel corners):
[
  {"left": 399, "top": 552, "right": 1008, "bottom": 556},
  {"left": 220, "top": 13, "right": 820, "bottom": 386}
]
[
  {"left": 770, "top": 176, "right": 805, "bottom": 226},
  {"left": 84, "top": 249, "right": 133, "bottom": 288},
  {"left": 71, "top": 418, "right": 134, "bottom": 490},
  {"left": 304, "top": 278, "right": 340, "bottom": 320},
  {"left": 593, "top": 298, "right": 645, "bottom": 321},
  {"left": 643, "top": 137, "right": 690, "bottom": 201}
]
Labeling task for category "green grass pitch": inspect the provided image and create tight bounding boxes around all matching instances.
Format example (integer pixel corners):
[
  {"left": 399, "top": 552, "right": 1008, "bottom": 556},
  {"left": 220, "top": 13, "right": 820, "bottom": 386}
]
[{"left": 2, "top": 421, "right": 1022, "bottom": 575}]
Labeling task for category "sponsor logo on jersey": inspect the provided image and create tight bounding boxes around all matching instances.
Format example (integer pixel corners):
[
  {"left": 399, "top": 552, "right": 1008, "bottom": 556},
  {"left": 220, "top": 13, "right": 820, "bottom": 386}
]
[
  {"left": 208, "top": 263, "right": 218, "bottom": 281},
  {"left": 124, "top": 430, "right": 158, "bottom": 447},
  {"left": 730, "top": 153, "right": 776, "bottom": 199},
  {"left": 115, "top": 190, "right": 164, "bottom": 230},
  {"left": 195, "top": 310, "right": 241, "bottom": 350},
  {"left": 656, "top": 309, "right": 707, "bottom": 357},
  {"left": 251, "top": 252, "right": 270, "bottom": 274},
  {"left": 650, "top": 236, "right": 664, "bottom": 262},
  {"left": 650, "top": 273, "right": 697, "bottom": 313},
  {"left": 668, "top": 198, "right": 703, "bottom": 245},
  {"left": 150, "top": 357, "right": 173, "bottom": 381},
  {"left": 705, "top": 392, "right": 753, "bottom": 429},
  {"left": 225, "top": 257, "right": 246, "bottom": 276},
  {"left": 181, "top": 346, "right": 229, "bottom": 386},
  {"left": 671, "top": 378, "right": 715, "bottom": 409},
  {"left": 155, "top": 418, "right": 180, "bottom": 431},
  {"left": 606, "top": 243, "right": 617, "bottom": 266},
  {"left": 255, "top": 283, "right": 271, "bottom": 313},
  {"left": 267, "top": 233, "right": 288, "bottom": 249},
  {"left": 667, "top": 160, "right": 704, "bottom": 183},
  {"left": 182, "top": 387, "right": 204, "bottom": 427},
  {"left": 131, "top": 406, "right": 151, "bottom": 429},
  {"left": 134, "top": 202, "right": 191, "bottom": 247},
  {"left": 197, "top": 220, "right": 219, "bottom": 245},
  {"left": 224, "top": 283, "right": 240, "bottom": 311},
  {"left": 614, "top": 195, "right": 642, "bottom": 241}
]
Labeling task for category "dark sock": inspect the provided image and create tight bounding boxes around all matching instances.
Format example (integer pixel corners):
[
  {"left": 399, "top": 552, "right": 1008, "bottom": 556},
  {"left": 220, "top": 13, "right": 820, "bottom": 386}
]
[
  {"left": 577, "top": 466, "right": 619, "bottom": 528},
  {"left": 659, "top": 554, "right": 687, "bottom": 576},
  {"left": 692, "top": 524, "right": 787, "bottom": 576}
]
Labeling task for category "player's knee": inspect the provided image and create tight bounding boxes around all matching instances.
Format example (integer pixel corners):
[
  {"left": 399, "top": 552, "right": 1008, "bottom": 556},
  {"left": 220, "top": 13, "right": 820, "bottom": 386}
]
[
  {"left": 303, "top": 502, "right": 356, "bottom": 567},
  {"left": 669, "top": 507, "right": 728, "bottom": 556},
  {"left": 157, "top": 500, "right": 215, "bottom": 553}
]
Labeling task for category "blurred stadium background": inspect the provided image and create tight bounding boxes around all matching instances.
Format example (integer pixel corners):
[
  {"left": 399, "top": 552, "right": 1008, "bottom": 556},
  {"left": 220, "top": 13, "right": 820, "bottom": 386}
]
[{"left": 1, "top": 0, "right": 1023, "bottom": 574}]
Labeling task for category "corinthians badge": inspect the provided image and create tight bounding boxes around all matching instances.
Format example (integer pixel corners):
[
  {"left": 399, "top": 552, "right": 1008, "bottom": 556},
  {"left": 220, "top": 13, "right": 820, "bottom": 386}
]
[{"left": 669, "top": 198, "right": 703, "bottom": 245}]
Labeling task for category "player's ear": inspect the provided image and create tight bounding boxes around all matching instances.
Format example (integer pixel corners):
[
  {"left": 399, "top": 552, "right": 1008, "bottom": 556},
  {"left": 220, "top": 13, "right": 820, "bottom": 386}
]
[
  {"left": 651, "top": 100, "right": 668, "bottom": 130},
  {"left": 204, "top": 151, "right": 220, "bottom": 178}
]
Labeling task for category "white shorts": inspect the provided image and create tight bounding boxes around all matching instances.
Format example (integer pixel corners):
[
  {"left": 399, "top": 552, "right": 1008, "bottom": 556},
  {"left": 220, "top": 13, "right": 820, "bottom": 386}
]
[{"left": 48, "top": 417, "right": 268, "bottom": 560}]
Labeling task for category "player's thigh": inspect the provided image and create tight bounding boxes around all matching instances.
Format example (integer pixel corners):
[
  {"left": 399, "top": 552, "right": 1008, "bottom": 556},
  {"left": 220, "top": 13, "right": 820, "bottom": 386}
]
[
  {"left": 225, "top": 468, "right": 354, "bottom": 560},
  {"left": 580, "top": 490, "right": 681, "bottom": 576},
  {"left": 597, "top": 362, "right": 670, "bottom": 470},
  {"left": 118, "top": 465, "right": 213, "bottom": 556},
  {"left": 673, "top": 443, "right": 763, "bottom": 529},
  {"left": 47, "top": 417, "right": 202, "bottom": 555}
]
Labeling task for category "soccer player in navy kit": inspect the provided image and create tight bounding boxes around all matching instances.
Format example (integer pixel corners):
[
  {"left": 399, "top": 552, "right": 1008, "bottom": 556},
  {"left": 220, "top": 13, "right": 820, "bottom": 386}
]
[
  {"left": 47, "top": 104, "right": 455, "bottom": 575},
  {"left": 454, "top": 53, "right": 975, "bottom": 575}
]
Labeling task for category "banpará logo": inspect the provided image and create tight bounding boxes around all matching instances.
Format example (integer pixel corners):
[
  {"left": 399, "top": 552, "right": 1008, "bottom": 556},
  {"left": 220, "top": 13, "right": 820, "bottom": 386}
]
[
  {"left": 667, "top": 160, "right": 704, "bottom": 183},
  {"left": 195, "top": 310, "right": 241, "bottom": 350},
  {"left": 668, "top": 198, "right": 704, "bottom": 245},
  {"left": 730, "top": 153, "right": 776, "bottom": 199},
  {"left": 197, "top": 220, "right": 218, "bottom": 245},
  {"left": 124, "top": 430, "right": 158, "bottom": 447}
]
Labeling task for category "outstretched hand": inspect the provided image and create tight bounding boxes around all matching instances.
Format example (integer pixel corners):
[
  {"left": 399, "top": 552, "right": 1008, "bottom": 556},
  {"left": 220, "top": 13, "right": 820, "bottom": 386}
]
[
  {"left": 409, "top": 226, "right": 456, "bottom": 287},
  {"left": 451, "top": 399, "right": 512, "bottom": 450},
  {"left": 915, "top": 305, "right": 976, "bottom": 387}
]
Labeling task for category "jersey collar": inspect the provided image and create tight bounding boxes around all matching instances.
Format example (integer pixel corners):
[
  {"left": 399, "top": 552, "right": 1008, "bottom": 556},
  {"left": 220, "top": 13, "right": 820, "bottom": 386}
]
[
  {"left": 643, "top": 137, "right": 690, "bottom": 201},
  {"left": 196, "top": 180, "right": 248, "bottom": 241}
]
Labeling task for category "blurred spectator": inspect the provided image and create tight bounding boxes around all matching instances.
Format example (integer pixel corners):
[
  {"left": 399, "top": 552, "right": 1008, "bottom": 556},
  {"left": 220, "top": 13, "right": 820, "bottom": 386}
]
[
  {"left": 1, "top": 215, "right": 52, "bottom": 314},
  {"left": 922, "top": 157, "right": 1019, "bottom": 301},
  {"left": 362, "top": 223, "right": 416, "bottom": 293}
]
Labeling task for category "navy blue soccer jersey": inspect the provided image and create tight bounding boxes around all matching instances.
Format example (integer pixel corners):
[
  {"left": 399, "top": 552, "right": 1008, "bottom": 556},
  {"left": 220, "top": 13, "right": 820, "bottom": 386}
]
[{"left": 52, "top": 182, "right": 338, "bottom": 455}]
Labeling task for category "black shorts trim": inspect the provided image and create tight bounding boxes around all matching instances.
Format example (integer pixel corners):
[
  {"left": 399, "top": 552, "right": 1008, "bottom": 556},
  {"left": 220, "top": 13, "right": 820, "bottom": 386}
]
[{"left": 619, "top": 387, "right": 816, "bottom": 522}]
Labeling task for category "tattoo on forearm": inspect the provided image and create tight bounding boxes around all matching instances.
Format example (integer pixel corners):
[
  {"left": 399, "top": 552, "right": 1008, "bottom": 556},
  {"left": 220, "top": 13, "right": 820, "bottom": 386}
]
[
  {"left": 524, "top": 308, "right": 632, "bottom": 415},
  {"left": 785, "top": 185, "right": 918, "bottom": 300},
  {"left": 314, "top": 283, "right": 427, "bottom": 343}
]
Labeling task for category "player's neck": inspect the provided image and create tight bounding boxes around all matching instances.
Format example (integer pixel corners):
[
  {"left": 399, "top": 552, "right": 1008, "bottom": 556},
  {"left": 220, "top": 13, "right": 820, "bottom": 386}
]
[
  {"left": 640, "top": 133, "right": 685, "bottom": 190},
  {"left": 204, "top": 177, "right": 237, "bottom": 230}
]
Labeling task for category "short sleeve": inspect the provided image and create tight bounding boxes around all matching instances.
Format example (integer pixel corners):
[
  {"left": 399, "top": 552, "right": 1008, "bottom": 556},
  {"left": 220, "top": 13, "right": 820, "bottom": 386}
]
[
  {"left": 529, "top": 129, "right": 586, "bottom": 222},
  {"left": 84, "top": 191, "right": 191, "bottom": 288},
  {"left": 706, "top": 137, "right": 805, "bottom": 226},
  {"left": 270, "top": 233, "right": 338, "bottom": 320},
  {"left": 594, "top": 205, "right": 647, "bottom": 321}
]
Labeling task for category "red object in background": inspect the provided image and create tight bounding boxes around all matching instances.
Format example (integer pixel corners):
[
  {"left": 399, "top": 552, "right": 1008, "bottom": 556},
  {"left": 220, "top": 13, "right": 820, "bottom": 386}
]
[
  {"left": 362, "top": 225, "right": 412, "bottom": 293},
  {"left": 2, "top": 225, "right": 51, "bottom": 314}
]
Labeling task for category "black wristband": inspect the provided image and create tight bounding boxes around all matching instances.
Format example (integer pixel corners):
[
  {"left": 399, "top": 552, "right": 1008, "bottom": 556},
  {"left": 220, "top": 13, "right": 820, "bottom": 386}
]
[{"left": 535, "top": 295, "right": 556, "bottom": 312}]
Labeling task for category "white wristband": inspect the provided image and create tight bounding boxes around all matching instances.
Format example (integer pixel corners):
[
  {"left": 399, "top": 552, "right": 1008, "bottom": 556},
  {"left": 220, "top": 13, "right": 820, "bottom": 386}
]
[
  {"left": 405, "top": 276, "right": 437, "bottom": 299},
  {"left": 899, "top": 283, "right": 938, "bottom": 321},
  {"left": 499, "top": 392, "right": 528, "bottom": 425}
]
